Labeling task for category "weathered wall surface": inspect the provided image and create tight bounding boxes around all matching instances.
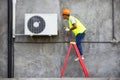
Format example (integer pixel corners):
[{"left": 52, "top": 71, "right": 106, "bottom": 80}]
[
  {"left": 0, "top": 78, "right": 119, "bottom": 80},
  {"left": 114, "top": 0, "right": 120, "bottom": 40},
  {"left": 14, "top": 43, "right": 63, "bottom": 77},
  {"left": 59, "top": 0, "right": 120, "bottom": 77},
  {"left": 60, "top": 0, "right": 113, "bottom": 42},
  {"left": 15, "top": 0, "right": 63, "bottom": 42},
  {"left": 0, "top": 0, "right": 7, "bottom": 77},
  {"left": 0, "top": 78, "right": 120, "bottom": 80},
  {"left": 14, "top": 0, "right": 120, "bottom": 77},
  {"left": 0, "top": 0, "right": 120, "bottom": 78}
]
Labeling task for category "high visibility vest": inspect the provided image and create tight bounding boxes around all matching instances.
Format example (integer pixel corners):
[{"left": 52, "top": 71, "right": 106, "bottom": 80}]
[{"left": 68, "top": 16, "right": 86, "bottom": 36}]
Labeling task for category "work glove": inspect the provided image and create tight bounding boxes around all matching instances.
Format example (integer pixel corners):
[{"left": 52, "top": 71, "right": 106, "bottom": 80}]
[{"left": 65, "top": 27, "right": 70, "bottom": 31}]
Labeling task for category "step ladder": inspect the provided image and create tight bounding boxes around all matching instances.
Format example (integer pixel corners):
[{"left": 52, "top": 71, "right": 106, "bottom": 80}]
[{"left": 60, "top": 42, "right": 90, "bottom": 78}]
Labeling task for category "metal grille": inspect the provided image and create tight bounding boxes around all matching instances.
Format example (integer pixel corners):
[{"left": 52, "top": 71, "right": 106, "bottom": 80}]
[{"left": 27, "top": 16, "right": 45, "bottom": 34}]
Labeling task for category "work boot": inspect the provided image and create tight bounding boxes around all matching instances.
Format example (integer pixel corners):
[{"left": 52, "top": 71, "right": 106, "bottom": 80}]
[
  {"left": 74, "top": 58, "right": 79, "bottom": 61},
  {"left": 82, "top": 56, "right": 85, "bottom": 60},
  {"left": 74, "top": 56, "right": 84, "bottom": 61}
]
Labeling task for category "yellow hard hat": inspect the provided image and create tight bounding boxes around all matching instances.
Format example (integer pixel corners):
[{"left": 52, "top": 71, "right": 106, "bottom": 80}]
[{"left": 62, "top": 8, "right": 71, "bottom": 15}]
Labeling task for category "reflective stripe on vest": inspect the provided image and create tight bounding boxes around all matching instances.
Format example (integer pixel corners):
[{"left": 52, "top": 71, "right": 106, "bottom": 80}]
[{"left": 68, "top": 16, "right": 86, "bottom": 36}]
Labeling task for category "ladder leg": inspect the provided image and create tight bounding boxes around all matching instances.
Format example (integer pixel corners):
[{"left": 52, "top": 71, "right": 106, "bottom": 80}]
[
  {"left": 73, "top": 44, "right": 90, "bottom": 77},
  {"left": 60, "top": 44, "right": 73, "bottom": 78}
]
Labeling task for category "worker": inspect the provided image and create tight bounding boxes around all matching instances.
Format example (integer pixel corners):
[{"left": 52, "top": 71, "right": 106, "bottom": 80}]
[{"left": 62, "top": 8, "right": 86, "bottom": 61}]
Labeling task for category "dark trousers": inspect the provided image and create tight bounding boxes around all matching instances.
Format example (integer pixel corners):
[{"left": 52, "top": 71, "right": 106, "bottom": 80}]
[{"left": 76, "top": 33, "right": 85, "bottom": 56}]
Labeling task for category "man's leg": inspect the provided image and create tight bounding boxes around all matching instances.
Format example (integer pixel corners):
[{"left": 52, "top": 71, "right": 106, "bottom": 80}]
[{"left": 76, "top": 33, "right": 85, "bottom": 56}]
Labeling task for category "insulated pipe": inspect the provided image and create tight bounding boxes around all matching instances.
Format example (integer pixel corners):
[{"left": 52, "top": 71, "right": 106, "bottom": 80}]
[
  {"left": 12, "top": 0, "right": 16, "bottom": 38},
  {"left": 8, "top": 0, "right": 14, "bottom": 78}
]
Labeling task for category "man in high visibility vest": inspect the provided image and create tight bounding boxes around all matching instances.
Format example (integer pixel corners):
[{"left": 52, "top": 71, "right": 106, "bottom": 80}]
[{"left": 62, "top": 8, "right": 86, "bottom": 60}]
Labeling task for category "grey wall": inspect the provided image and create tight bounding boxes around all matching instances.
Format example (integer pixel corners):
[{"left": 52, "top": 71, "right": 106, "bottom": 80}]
[
  {"left": 0, "top": 0, "right": 8, "bottom": 78},
  {"left": 0, "top": 0, "right": 120, "bottom": 78},
  {"left": 0, "top": 78, "right": 120, "bottom": 80},
  {"left": 115, "top": 0, "right": 120, "bottom": 40},
  {"left": 60, "top": 0, "right": 113, "bottom": 42}
]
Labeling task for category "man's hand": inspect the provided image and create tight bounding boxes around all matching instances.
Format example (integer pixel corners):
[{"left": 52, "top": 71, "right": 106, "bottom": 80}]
[{"left": 65, "top": 27, "right": 70, "bottom": 31}]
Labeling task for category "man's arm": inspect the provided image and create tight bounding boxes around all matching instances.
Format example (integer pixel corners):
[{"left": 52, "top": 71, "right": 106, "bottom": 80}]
[{"left": 70, "top": 23, "right": 77, "bottom": 30}]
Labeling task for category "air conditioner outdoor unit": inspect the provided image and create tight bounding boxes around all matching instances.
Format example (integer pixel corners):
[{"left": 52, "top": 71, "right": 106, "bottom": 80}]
[{"left": 25, "top": 13, "right": 58, "bottom": 36}]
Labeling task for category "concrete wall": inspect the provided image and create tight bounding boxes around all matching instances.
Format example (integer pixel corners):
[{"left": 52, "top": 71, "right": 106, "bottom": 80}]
[
  {"left": 60, "top": 0, "right": 113, "bottom": 42},
  {"left": 115, "top": 0, "right": 120, "bottom": 40},
  {"left": 0, "top": 78, "right": 119, "bottom": 80},
  {"left": 0, "top": 0, "right": 120, "bottom": 78},
  {"left": 0, "top": 0, "right": 8, "bottom": 77},
  {"left": 1, "top": 78, "right": 120, "bottom": 80}
]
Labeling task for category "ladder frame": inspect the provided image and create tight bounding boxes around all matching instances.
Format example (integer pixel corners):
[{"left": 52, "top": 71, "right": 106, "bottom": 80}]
[{"left": 60, "top": 42, "right": 90, "bottom": 78}]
